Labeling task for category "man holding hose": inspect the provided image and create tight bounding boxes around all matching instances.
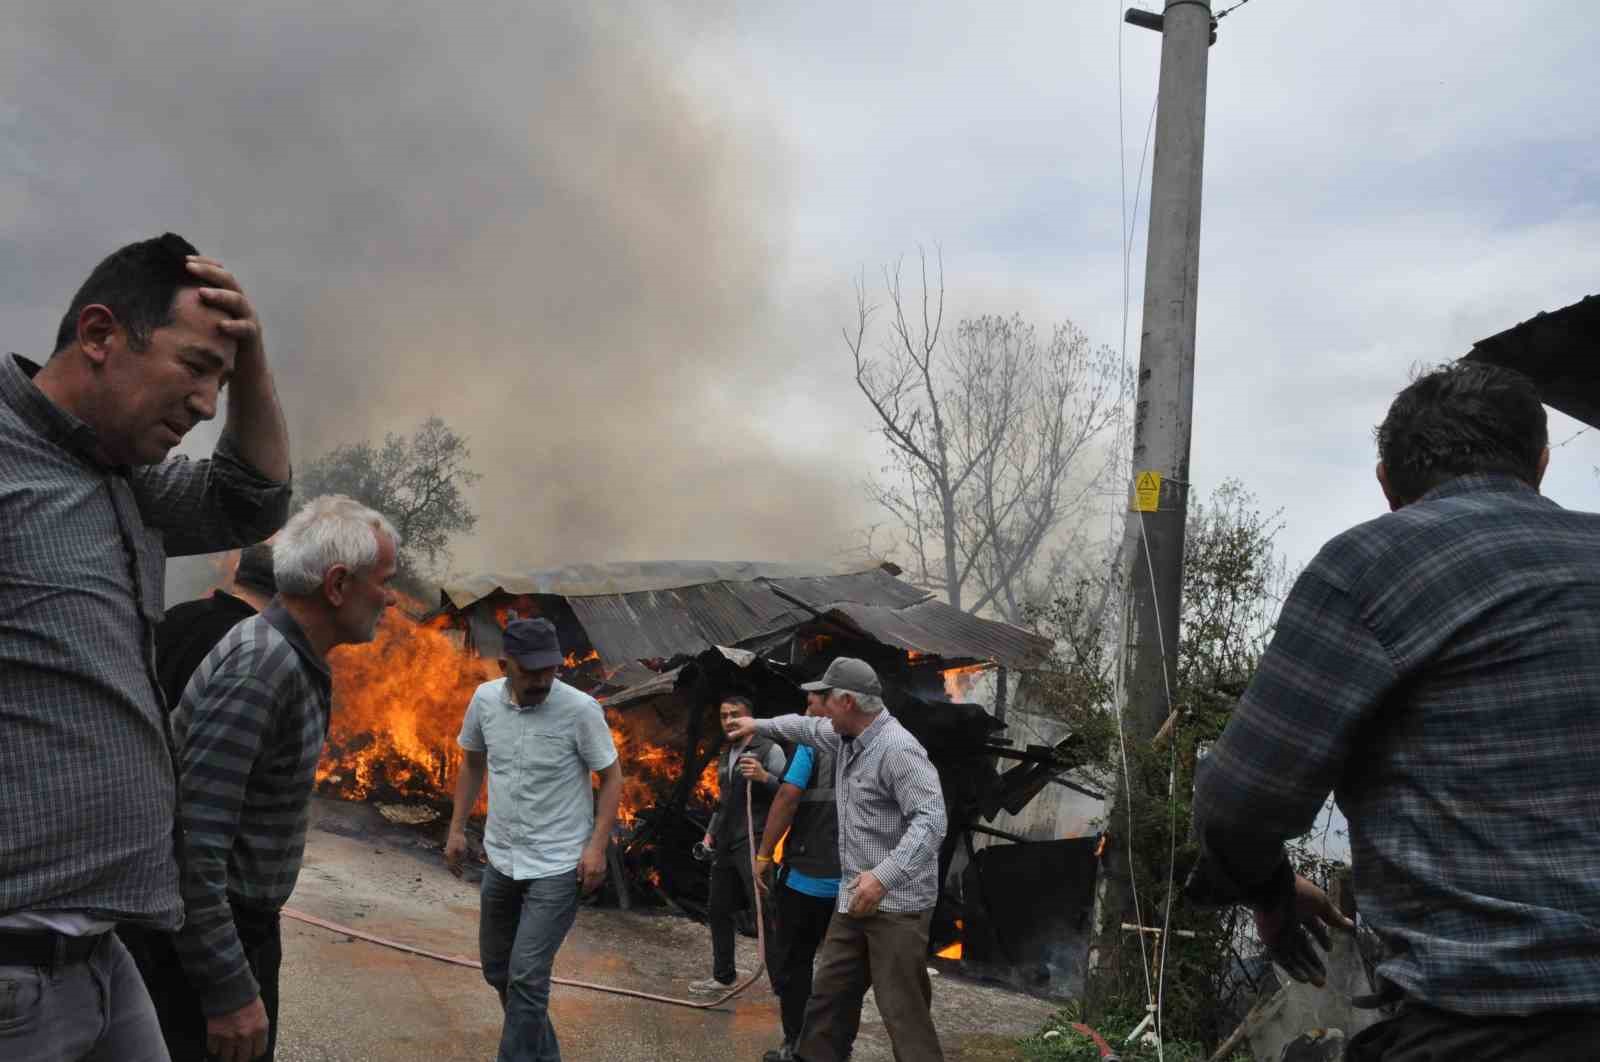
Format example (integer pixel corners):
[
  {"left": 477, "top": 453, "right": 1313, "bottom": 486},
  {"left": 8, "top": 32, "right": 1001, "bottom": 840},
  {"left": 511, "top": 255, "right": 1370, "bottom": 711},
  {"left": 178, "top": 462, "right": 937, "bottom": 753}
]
[{"left": 688, "top": 695, "right": 788, "bottom": 995}]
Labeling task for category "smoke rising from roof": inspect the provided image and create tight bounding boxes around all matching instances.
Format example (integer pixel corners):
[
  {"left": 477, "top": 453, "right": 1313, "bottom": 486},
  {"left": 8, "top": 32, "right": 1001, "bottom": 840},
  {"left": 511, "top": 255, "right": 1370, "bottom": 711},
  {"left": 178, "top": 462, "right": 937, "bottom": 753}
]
[{"left": 1, "top": 1, "right": 867, "bottom": 601}]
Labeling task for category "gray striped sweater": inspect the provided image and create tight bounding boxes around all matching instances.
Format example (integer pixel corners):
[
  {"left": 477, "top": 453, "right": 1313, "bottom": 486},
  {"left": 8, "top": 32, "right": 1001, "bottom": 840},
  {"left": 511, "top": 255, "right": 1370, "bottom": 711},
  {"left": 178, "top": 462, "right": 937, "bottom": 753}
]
[{"left": 170, "top": 603, "right": 331, "bottom": 1016}]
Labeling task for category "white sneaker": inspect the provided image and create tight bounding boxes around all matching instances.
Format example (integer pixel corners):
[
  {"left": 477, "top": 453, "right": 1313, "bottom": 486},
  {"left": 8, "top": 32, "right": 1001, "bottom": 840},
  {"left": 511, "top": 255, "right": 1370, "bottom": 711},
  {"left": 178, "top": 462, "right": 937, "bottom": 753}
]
[{"left": 688, "top": 975, "right": 735, "bottom": 994}]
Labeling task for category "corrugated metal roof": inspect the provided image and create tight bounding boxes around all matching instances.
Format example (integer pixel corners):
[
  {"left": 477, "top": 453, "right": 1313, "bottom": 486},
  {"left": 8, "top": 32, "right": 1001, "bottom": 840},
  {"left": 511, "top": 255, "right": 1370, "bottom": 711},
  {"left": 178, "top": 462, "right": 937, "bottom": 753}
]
[
  {"left": 825, "top": 598, "right": 1052, "bottom": 670},
  {"left": 444, "top": 560, "right": 1049, "bottom": 670},
  {"left": 441, "top": 560, "right": 895, "bottom": 610},
  {"left": 561, "top": 569, "right": 927, "bottom": 664}
]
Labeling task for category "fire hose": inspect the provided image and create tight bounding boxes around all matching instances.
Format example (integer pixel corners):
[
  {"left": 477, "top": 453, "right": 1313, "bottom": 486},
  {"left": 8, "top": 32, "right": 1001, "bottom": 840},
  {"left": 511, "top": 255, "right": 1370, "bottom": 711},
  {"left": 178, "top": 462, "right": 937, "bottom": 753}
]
[{"left": 284, "top": 747, "right": 771, "bottom": 1012}]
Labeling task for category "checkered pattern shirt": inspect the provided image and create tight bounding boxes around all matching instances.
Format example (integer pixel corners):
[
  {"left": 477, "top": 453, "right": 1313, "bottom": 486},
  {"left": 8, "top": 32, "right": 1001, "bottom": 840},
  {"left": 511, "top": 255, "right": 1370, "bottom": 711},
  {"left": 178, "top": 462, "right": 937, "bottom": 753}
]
[
  {"left": 759, "top": 710, "right": 947, "bottom": 914},
  {"left": 1193, "top": 474, "right": 1600, "bottom": 1016},
  {"left": 0, "top": 352, "right": 291, "bottom": 929},
  {"left": 172, "top": 606, "right": 332, "bottom": 1016}
]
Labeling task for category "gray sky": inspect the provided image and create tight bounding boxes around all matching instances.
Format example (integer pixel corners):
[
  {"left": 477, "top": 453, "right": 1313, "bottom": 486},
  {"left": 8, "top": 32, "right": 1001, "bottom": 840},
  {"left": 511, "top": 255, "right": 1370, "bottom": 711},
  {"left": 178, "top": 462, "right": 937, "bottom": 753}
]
[{"left": 4, "top": 0, "right": 1596, "bottom": 595}]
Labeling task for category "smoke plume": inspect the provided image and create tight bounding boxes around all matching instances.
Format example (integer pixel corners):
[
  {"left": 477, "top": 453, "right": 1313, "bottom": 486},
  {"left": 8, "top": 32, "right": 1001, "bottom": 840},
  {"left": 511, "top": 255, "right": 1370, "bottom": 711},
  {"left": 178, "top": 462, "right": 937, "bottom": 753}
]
[{"left": 0, "top": 2, "right": 866, "bottom": 602}]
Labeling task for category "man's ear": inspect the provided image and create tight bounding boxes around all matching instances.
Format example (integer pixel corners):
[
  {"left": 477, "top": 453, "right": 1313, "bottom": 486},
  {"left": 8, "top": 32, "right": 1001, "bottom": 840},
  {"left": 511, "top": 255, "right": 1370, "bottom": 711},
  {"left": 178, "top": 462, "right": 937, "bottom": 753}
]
[
  {"left": 498, "top": 659, "right": 509, "bottom": 676},
  {"left": 1376, "top": 462, "right": 1404, "bottom": 512},
  {"left": 76, "top": 305, "right": 121, "bottom": 366},
  {"left": 322, "top": 564, "right": 351, "bottom": 606},
  {"left": 1535, "top": 446, "right": 1550, "bottom": 491}
]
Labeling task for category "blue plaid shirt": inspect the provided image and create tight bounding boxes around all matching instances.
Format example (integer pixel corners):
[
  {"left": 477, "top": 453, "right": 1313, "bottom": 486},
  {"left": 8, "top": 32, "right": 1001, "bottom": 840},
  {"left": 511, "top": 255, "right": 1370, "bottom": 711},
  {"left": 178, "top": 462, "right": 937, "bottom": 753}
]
[{"left": 1194, "top": 475, "right": 1600, "bottom": 1016}]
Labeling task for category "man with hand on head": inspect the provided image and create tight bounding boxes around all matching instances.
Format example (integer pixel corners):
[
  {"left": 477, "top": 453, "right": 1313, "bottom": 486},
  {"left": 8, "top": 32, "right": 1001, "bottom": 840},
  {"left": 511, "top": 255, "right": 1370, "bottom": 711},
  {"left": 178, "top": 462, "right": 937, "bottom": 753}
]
[
  {"left": 0, "top": 232, "right": 290, "bottom": 1060},
  {"left": 446, "top": 618, "right": 624, "bottom": 1062},
  {"left": 688, "top": 695, "right": 787, "bottom": 996},
  {"left": 153, "top": 496, "right": 398, "bottom": 1062},
  {"left": 726, "top": 657, "right": 947, "bottom": 1062}
]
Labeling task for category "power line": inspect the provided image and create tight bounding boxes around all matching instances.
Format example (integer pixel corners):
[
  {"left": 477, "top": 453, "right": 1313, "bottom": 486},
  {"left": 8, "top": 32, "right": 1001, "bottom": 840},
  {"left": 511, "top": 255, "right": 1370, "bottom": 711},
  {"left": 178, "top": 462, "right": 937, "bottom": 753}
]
[{"left": 1214, "top": 0, "right": 1257, "bottom": 20}]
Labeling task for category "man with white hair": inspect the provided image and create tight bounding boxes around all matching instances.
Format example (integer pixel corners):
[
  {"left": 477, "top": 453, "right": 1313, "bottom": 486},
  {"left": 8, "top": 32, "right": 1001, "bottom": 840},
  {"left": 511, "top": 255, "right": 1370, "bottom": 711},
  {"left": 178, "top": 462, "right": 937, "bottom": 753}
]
[
  {"left": 726, "top": 657, "right": 947, "bottom": 1062},
  {"left": 132, "top": 495, "right": 398, "bottom": 1062}
]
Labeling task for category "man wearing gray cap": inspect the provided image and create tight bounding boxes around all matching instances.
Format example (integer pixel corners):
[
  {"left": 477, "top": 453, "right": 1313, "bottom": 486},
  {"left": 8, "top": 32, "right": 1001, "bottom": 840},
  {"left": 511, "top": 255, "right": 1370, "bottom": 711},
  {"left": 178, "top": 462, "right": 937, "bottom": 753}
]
[
  {"left": 446, "top": 617, "right": 623, "bottom": 1062},
  {"left": 726, "top": 657, "right": 947, "bottom": 1062}
]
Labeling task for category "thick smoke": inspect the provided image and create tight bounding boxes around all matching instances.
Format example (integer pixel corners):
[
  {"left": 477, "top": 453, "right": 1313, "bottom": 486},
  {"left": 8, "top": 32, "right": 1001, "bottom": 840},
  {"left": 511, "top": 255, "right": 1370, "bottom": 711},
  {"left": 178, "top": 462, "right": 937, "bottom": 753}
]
[{"left": 1, "top": 2, "right": 866, "bottom": 601}]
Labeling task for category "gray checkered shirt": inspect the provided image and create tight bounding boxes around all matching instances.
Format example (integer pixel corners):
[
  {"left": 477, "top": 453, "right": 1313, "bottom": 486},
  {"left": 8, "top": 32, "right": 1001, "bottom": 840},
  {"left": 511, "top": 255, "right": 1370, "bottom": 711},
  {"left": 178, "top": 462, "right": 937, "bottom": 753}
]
[
  {"left": 758, "top": 710, "right": 947, "bottom": 913},
  {"left": 1194, "top": 474, "right": 1600, "bottom": 1016},
  {"left": 0, "top": 353, "right": 291, "bottom": 928}
]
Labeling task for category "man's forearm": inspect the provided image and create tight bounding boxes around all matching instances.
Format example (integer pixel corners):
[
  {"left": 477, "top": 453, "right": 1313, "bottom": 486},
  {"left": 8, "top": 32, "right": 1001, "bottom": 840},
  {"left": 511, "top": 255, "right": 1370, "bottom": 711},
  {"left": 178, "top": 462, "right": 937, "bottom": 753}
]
[
  {"left": 222, "top": 350, "right": 290, "bottom": 483},
  {"left": 589, "top": 767, "right": 623, "bottom": 850},
  {"left": 758, "top": 785, "right": 802, "bottom": 860},
  {"left": 757, "top": 714, "right": 832, "bottom": 749},
  {"left": 449, "top": 760, "right": 486, "bottom": 835}
]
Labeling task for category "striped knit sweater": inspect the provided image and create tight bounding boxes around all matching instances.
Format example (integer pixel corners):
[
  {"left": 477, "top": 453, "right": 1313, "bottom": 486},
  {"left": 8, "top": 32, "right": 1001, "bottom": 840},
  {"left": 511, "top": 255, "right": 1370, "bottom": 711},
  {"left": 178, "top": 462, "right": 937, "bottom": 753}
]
[{"left": 170, "top": 603, "right": 332, "bottom": 1016}]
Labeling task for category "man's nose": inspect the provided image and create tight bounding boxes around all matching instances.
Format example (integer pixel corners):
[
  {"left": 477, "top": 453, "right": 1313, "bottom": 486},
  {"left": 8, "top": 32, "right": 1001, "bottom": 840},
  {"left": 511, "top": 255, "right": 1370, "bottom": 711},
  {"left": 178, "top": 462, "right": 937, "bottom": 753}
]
[{"left": 188, "top": 380, "right": 221, "bottom": 421}]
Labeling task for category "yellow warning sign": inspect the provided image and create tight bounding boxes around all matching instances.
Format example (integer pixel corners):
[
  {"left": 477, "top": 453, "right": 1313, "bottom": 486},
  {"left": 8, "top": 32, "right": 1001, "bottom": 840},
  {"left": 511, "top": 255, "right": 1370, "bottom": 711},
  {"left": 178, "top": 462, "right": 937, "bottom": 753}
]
[{"left": 1133, "top": 471, "right": 1162, "bottom": 512}]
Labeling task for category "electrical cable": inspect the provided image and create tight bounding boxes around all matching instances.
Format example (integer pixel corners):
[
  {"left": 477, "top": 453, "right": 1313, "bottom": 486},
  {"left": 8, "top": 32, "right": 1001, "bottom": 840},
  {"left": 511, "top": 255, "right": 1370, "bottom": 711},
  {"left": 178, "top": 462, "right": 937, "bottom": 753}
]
[
  {"left": 286, "top": 755, "right": 772, "bottom": 1013},
  {"left": 1110, "top": 0, "right": 1161, "bottom": 1034}
]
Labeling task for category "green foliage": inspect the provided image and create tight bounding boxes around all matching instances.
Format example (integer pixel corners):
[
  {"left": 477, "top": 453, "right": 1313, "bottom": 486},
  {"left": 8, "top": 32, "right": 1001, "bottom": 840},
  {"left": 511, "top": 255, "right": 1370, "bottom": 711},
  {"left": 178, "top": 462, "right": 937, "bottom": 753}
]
[
  {"left": 297, "top": 416, "right": 481, "bottom": 595},
  {"left": 1019, "top": 1002, "right": 1246, "bottom": 1061},
  {"left": 1027, "top": 480, "right": 1339, "bottom": 1048}
]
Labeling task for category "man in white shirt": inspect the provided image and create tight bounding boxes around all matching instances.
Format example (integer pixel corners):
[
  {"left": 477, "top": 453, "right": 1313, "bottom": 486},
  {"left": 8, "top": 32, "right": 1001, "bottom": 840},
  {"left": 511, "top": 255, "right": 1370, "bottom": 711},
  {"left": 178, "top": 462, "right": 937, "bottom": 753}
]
[{"left": 445, "top": 618, "right": 623, "bottom": 1062}]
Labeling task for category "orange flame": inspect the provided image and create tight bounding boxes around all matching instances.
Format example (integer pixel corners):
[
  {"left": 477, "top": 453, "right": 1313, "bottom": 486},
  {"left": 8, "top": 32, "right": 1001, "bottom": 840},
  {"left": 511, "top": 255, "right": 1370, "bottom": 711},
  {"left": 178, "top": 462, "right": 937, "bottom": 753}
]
[
  {"left": 317, "top": 606, "right": 711, "bottom": 830},
  {"left": 941, "top": 664, "right": 988, "bottom": 701},
  {"left": 936, "top": 918, "right": 964, "bottom": 960},
  {"left": 319, "top": 609, "right": 495, "bottom": 810}
]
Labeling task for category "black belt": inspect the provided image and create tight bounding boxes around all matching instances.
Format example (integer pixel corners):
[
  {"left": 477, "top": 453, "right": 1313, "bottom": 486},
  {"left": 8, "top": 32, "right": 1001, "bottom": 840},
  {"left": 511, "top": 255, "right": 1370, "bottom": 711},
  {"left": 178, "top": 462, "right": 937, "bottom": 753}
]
[{"left": 0, "top": 929, "right": 105, "bottom": 968}]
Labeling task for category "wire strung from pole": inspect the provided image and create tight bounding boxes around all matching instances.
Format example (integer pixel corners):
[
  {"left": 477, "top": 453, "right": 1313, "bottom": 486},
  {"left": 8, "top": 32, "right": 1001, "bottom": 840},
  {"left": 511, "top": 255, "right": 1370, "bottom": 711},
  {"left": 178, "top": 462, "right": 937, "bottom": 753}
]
[
  {"left": 1214, "top": 0, "right": 1256, "bottom": 19},
  {"left": 1137, "top": 509, "right": 1182, "bottom": 1060},
  {"left": 1110, "top": 0, "right": 1160, "bottom": 1026},
  {"left": 1552, "top": 425, "right": 1590, "bottom": 449}
]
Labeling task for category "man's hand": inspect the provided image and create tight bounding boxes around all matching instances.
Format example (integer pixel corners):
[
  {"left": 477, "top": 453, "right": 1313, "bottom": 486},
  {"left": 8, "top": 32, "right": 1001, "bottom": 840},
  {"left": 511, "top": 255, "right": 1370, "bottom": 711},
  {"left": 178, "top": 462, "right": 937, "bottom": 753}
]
[
  {"left": 187, "top": 256, "right": 264, "bottom": 364},
  {"left": 206, "top": 995, "right": 270, "bottom": 1062},
  {"left": 756, "top": 857, "right": 777, "bottom": 896},
  {"left": 1254, "top": 874, "right": 1354, "bottom": 987},
  {"left": 701, "top": 831, "right": 715, "bottom": 850},
  {"left": 846, "top": 871, "right": 887, "bottom": 917},
  {"left": 725, "top": 715, "right": 758, "bottom": 743},
  {"left": 736, "top": 754, "right": 769, "bottom": 785},
  {"left": 444, "top": 830, "right": 469, "bottom": 878},
  {"left": 578, "top": 844, "right": 607, "bottom": 894}
]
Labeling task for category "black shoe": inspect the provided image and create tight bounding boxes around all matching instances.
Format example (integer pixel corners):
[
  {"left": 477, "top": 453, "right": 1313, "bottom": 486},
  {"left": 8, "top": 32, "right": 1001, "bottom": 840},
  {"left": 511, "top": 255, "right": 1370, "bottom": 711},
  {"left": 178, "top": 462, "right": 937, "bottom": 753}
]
[{"left": 761, "top": 1039, "right": 796, "bottom": 1061}]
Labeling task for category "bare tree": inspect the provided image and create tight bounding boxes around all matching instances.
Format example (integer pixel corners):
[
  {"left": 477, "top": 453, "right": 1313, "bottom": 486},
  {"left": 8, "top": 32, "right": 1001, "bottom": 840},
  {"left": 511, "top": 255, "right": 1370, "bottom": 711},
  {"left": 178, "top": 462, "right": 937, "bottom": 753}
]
[
  {"left": 845, "top": 248, "right": 1125, "bottom": 621},
  {"left": 298, "top": 416, "right": 482, "bottom": 593}
]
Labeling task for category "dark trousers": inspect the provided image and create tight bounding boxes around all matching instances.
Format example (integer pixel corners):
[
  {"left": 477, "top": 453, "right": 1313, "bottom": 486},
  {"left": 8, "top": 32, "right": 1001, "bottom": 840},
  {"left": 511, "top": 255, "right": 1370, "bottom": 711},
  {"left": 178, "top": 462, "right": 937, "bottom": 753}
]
[
  {"left": 1344, "top": 1003, "right": 1600, "bottom": 1061},
  {"left": 708, "top": 851, "right": 769, "bottom": 984},
  {"left": 796, "top": 908, "right": 942, "bottom": 1062},
  {"left": 479, "top": 865, "right": 580, "bottom": 1062},
  {"left": 768, "top": 879, "right": 862, "bottom": 1051},
  {"left": 119, "top": 903, "right": 282, "bottom": 1062}
]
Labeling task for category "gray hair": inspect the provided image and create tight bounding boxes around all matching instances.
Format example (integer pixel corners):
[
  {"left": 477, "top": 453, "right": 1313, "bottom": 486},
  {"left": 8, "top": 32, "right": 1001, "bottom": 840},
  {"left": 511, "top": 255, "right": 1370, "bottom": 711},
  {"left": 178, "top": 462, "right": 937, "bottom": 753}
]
[
  {"left": 847, "top": 692, "right": 888, "bottom": 716},
  {"left": 273, "top": 495, "right": 400, "bottom": 596}
]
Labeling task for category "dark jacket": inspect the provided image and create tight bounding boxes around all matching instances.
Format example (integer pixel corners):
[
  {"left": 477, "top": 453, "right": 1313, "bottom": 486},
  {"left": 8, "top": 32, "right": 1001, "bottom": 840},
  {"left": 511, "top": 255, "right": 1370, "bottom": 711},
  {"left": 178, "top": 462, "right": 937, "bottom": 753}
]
[
  {"left": 707, "top": 734, "right": 785, "bottom": 859},
  {"left": 155, "top": 590, "right": 259, "bottom": 710},
  {"left": 783, "top": 743, "right": 840, "bottom": 880}
]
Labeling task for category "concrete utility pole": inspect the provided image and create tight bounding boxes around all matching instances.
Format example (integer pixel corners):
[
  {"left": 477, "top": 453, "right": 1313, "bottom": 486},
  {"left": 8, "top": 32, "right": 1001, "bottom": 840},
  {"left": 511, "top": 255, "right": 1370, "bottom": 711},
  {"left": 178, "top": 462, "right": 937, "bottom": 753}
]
[{"left": 1091, "top": 0, "right": 1214, "bottom": 1000}]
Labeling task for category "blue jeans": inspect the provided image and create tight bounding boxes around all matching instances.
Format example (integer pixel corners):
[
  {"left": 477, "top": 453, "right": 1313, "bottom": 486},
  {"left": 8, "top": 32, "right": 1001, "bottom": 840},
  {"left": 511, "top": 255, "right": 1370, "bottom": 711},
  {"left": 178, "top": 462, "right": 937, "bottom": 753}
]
[
  {"left": 0, "top": 932, "right": 169, "bottom": 1062},
  {"left": 479, "top": 865, "right": 579, "bottom": 1062}
]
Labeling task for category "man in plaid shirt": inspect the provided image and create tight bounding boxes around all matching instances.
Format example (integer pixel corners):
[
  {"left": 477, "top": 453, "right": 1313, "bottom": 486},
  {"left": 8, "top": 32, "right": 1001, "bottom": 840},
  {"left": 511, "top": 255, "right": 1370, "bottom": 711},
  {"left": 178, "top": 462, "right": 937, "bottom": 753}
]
[
  {"left": 729, "top": 657, "right": 947, "bottom": 1062},
  {"left": 0, "top": 233, "right": 290, "bottom": 1061},
  {"left": 1192, "top": 363, "right": 1600, "bottom": 1059}
]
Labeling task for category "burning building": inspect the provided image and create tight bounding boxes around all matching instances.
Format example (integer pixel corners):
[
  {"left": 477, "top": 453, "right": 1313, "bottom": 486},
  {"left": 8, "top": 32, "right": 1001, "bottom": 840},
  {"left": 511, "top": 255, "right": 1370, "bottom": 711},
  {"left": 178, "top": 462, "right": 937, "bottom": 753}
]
[{"left": 316, "top": 559, "right": 1098, "bottom": 998}]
